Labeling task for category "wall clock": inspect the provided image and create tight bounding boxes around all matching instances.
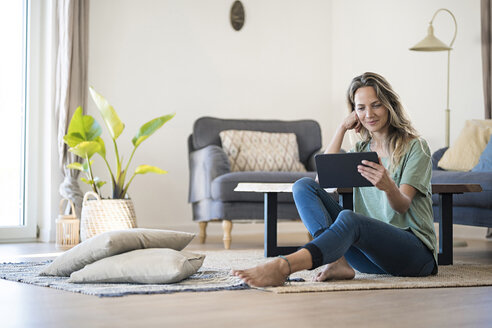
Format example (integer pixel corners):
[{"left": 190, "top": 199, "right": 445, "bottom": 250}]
[{"left": 230, "top": 1, "right": 245, "bottom": 31}]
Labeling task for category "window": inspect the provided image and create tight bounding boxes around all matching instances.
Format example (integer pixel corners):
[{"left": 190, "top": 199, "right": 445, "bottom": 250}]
[{"left": 0, "top": 0, "right": 32, "bottom": 239}]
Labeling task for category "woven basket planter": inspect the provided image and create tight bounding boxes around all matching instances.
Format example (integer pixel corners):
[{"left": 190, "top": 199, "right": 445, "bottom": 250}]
[{"left": 80, "top": 191, "right": 137, "bottom": 241}]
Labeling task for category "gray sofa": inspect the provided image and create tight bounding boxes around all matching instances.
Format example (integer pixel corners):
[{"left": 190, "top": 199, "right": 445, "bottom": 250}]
[
  {"left": 187, "top": 117, "right": 321, "bottom": 248},
  {"left": 431, "top": 147, "right": 492, "bottom": 228}
]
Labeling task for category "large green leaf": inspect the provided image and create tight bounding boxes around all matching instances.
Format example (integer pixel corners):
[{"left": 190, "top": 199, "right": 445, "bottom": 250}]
[
  {"left": 65, "top": 107, "right": 101, "bottom": 147},
  {"left": 83, "top": 115, "right": 102, "bottom": 141},
  {"left": 67, "top": 107, "right": 86, "bottom": 139},
  {"left": 89, "top": 87, "right": 125, "bottom": 140},
  {"left": 132, "top": 113, "right": 175, "bottom": 147},
  {"left": 68, "top": 141, "right": 101, "bottom": 159},
  {"left": 135, "top": 165, "right": 168, "bottom": 175},
  {"left": 63, "top": 133, "right": 85, "bottom": 148}
]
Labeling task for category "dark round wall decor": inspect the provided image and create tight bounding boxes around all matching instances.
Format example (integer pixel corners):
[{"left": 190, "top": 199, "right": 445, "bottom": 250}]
[{"left": 230, "top": 1, "right": 245, "bottom": 31}]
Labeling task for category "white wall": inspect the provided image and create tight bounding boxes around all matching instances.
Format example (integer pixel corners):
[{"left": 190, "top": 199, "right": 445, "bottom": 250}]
[
  {"left": 88, "top": 0, "right": 333, "bottom": 232},
  {"left": 330, "top": 0, "right": 483, "bottom": 152},
  {"left": 87, "top": 0, "right": 485, "bottom": 236}
]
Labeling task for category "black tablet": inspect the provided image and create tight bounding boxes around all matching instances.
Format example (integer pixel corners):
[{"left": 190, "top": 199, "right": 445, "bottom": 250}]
[{"left": 315, "top": 152, "right": 379, "bottom": 188}]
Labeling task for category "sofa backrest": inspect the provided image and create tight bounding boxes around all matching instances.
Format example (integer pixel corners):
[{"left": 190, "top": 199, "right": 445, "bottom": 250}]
[
  {"left": 190, "top": 116, "right": 322, "bottom": 165},
  {"left": 432, "top": 147, "right": 448, "bottom": 171}
]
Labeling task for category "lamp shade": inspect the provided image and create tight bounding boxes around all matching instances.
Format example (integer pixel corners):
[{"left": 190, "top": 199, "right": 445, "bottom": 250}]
[{"left": 410, "top": 25, "right": 452, "bottom": 51}]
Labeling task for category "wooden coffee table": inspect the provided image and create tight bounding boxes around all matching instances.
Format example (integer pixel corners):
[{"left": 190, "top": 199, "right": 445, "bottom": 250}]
[{"left": 234, "top": 182, "right": 482, "bottom": 265}]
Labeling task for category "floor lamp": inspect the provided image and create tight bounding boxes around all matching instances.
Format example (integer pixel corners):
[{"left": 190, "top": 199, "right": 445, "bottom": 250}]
[{"left": 410, "top": 8, "right": 458, "bottom": 147}]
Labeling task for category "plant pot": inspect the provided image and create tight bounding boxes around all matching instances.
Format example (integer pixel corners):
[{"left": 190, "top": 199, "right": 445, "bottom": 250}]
[{"left": 80, "top": 191, "right": 137, "bottom": 241}]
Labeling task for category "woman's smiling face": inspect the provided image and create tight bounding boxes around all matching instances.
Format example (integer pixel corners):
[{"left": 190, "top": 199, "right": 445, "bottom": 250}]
[{"left": 354, "top": 86, "right": 389, "bottom": 135}]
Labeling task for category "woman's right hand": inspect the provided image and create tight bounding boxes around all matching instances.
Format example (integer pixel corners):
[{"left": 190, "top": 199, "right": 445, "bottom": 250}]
[
  {"left": 342, "top": 111, "right": 362, "bottom": 133},
  {"left": 325, "top": 111, "right": 361, "bottom": 154}
]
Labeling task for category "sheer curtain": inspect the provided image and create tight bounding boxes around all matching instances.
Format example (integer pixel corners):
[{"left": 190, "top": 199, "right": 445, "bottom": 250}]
[
  {"left": 54, "top": 0, "right": 89, "bottom": 218},
  {"left": 481, "top": 0, "right": 492, "bottom": 238}
]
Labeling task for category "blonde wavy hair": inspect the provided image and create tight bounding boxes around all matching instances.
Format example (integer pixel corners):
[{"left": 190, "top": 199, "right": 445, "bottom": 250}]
[{"left": 347, "top": 72, "right": 419, "bottom": 172}]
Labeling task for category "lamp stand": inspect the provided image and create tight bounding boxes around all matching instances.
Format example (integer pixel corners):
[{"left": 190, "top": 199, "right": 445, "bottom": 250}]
[
  {"left": 445, "top": 49, "right": 451, "bottom": 148},
  {"left": 410, "top": 8, "right": 457, "bottom": 148},
  {"left": 445, "top": 108, "right": 450, "bottom": 147}
]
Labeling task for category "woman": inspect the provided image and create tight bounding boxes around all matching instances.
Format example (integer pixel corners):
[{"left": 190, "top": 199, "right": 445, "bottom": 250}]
[{"left": 232, "top": 72, "right": 437, "bottom": 287}]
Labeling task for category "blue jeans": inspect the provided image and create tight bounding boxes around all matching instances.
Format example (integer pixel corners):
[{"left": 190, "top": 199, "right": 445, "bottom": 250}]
[{"left": 292, "top": 177, "right": 437, "bottom": 277}]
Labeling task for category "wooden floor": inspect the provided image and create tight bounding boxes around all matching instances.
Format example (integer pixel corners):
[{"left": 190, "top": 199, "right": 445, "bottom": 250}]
[{"left": 1, "top": 232, "right": 491, "bottom": 328}]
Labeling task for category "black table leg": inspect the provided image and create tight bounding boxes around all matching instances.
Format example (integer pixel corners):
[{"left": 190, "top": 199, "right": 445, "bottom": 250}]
[
  {"left": 264, "top": 192, "right": 300, "bottom": 257},
  {"left": 264, "top": 192, "right": 277, "bottom": 257},
  {"left": 341, "top": 193, "right": 353, "bottom": 210},
  {"left": 438, "top": 194, "right": 453, "bottom": 265}
]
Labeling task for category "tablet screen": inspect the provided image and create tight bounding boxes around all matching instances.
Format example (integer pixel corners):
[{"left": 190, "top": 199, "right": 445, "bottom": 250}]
[{"left": 315, "top": 152, "right": 379, "bottom": 188}]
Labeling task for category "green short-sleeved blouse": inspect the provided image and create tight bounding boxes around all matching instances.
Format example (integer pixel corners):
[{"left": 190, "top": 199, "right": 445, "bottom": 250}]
[{"left": 352, "top": 138, "right": 438, "bottom": 263}]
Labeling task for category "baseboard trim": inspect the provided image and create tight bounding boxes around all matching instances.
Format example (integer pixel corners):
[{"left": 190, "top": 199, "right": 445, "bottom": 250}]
[{"left": 0, "top": 237, "right": 38, "bottom": 244}]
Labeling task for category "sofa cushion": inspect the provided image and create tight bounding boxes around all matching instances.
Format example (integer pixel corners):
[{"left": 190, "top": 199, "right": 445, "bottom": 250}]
[
  {"left": 219, "top": 130, "right": 306, "bottom": 172},
  {"left": 437, "top": 119, "right": 492, "bottom": 171},
  {"left": 431, "top": 170, "right": 492, "bottom": 209},
  {"left": 211, "top": 171, "right": 316, "bottom": 202}
]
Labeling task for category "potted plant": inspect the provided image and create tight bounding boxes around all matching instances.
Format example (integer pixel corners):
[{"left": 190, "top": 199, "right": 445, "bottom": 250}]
[{"left": 64, "top": 87, "right": 175, "bottom": 240}]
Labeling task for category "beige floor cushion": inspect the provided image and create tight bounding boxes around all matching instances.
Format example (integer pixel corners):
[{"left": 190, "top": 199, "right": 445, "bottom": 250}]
[
  {"left": 40, "top": 229, "right": 195, "bottom": 277},
  {"left": 67, "top": 248, "right": 205, "bottom": 284}
]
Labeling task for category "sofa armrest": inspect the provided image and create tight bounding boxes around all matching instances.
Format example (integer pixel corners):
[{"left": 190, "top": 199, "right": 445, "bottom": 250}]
[
  {"left": 188, "top": 145, "right": 231, "bottom": 203},
  {"left": 432, "top": 147, "right": 448, "bottom": 171},
  {"left": 306, "top": 151, "right": 319, "bottom": 171}
]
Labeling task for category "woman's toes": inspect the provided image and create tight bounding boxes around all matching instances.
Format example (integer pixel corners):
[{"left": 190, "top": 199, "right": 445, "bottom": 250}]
[{"left": 315, "top": 270, "right": 329, "bottom": 282}]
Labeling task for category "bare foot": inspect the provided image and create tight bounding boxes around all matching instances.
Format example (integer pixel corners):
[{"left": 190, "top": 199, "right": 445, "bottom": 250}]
[
  {"left": 314, "top": 257, "right": 355, "bottom": 282},
  {"left": 232, "top": 258, "right": 290, "bottom": 287}
]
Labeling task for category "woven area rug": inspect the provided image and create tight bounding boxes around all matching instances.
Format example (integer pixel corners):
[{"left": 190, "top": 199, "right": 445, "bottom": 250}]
[
  {"left": 1, "top": 249, "right": 492, "bottom": 297},
  {"left": 199, "top": 249, "right": 492, "bottom": 293}
]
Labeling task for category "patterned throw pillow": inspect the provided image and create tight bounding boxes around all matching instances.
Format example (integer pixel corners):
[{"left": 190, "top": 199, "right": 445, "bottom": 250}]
[{"left": 219, "top": 130, "right": 307, "bottom": 172}]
